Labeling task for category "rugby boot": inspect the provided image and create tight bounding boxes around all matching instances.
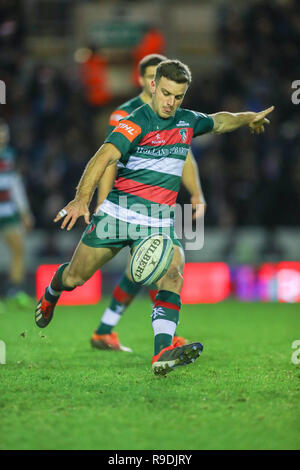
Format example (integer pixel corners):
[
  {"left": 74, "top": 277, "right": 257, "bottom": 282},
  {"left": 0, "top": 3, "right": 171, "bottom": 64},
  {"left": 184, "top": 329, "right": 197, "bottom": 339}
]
[
  {"left": 35, "top": 294, "right": 58, "bottom": 328},
  {"left": 90, "top": 331, "right": 132, "bottom": 352},
  {"left": 152, "top": 342, "right": 203, "bottom": 376}
]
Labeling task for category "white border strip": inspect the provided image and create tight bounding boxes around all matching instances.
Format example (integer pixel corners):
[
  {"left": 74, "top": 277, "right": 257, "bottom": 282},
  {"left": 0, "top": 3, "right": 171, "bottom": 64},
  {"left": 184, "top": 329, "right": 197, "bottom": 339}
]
[
  {"left": 97, "top": 199, "right": 173, "bottom": 228},
  {"left": 124, "top": 156, "right": 184, "bottom": 177}
]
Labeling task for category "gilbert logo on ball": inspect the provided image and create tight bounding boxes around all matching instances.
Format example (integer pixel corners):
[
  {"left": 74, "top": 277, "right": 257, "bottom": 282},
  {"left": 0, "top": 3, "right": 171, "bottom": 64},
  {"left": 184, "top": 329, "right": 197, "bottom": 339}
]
[{"left": 130, "top": 233, "right": 174, "bottom": 286}]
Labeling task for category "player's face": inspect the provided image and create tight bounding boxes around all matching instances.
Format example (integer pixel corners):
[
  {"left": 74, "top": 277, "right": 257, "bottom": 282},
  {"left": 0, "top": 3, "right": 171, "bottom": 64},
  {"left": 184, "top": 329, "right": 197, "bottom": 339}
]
[
  {"left": 139, "top": 65, "right": 157, "bottom": 99},
  {"left": 150, "top": 76, "right": 188, "bottom": 118}
]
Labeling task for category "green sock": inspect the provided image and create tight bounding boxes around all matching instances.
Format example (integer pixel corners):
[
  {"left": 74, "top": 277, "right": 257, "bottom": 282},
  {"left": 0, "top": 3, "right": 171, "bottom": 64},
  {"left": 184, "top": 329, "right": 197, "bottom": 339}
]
[
  {"left": 44, "top": 263, "right": 74, "bottom": 303},
  {"left": 96, "top": 274, "right": 141, "bottom": 335},
  {"left": 151, "top": 290, "right": 181, "bottom": 355}
]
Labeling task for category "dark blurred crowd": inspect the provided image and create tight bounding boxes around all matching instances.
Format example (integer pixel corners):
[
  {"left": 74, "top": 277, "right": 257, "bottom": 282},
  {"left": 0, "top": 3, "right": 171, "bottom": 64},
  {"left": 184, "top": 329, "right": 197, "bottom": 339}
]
[
  {"left": 183, "top": 0, "right": 300, "bottom": 233},
  {"left": 1, "top": 0, "right": 299, "bottom": 244}
]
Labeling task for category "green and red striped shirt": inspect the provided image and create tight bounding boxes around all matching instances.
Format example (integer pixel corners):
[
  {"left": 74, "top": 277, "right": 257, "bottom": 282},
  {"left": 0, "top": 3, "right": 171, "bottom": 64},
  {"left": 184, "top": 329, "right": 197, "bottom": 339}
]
[{"left": 99, "top": 103, "right": 213, "bottom": 227}]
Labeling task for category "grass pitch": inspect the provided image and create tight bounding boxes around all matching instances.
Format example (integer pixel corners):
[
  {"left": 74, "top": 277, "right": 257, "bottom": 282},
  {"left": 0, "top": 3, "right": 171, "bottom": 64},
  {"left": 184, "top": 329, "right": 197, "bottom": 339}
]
[{"left": 0, "top": 297, "right": 300, "bottom": 450}]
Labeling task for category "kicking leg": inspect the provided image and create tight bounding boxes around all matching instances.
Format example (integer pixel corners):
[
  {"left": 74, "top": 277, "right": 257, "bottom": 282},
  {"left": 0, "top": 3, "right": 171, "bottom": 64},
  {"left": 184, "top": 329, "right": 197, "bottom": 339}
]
[{"left": 35, "top": 242, "right": 120, "bottom": 328}]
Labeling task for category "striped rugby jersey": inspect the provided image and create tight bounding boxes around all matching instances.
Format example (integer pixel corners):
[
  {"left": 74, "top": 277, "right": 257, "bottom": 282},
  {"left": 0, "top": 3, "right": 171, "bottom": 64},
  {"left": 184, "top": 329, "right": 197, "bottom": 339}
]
[
  {"left": 98, "top": 103, "right": 214, "bottom": 227},
  {"left": 107, "top": 95, "right": 144, "bottom": 136}
]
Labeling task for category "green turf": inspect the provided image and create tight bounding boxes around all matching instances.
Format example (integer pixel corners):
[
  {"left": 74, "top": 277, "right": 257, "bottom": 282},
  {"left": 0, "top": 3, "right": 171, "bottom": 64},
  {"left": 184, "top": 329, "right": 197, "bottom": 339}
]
[{"left": 0, "top": 297, "right": 300, "bottom": 450}]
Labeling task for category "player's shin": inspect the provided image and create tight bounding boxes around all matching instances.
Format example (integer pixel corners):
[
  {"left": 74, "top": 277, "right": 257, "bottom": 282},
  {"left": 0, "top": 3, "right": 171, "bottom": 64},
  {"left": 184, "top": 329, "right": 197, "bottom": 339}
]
[
  {"left": 44, "top": 262, "right": 75, "bottom": 303},
  {"left": 96, "top": 273, "right": 141, "bottom": 335},
  {"left": 149, "top": 288, "right": 183, "bottom": 341},
  {"left": 151, "top": 290, "right": 181, "bottom": 355},
  {"left": 35, "top": 263, "right": 73, "bottom": 328}
]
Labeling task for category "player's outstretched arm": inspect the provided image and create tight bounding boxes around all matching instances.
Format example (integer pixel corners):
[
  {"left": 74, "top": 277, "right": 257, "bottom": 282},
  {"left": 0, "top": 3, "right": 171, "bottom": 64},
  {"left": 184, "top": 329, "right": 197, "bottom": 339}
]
[
  {"left": 54, "top": 143, "right": 121, "bottom": 231},
  {"left": 210, "top": 106, "right": 274, "bottom": 135}
]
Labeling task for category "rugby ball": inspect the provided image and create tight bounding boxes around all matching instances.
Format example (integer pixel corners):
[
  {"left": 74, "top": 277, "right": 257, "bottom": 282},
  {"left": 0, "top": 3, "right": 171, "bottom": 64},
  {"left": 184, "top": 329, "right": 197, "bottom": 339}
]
[{"left": 130, "top": 233, "right": 174, "bottom": 286}]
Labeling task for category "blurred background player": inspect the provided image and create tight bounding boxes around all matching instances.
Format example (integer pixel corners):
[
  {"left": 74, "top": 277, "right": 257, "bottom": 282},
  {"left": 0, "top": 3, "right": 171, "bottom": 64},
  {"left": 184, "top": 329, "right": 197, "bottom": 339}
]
[
  {"left": 0, "top": 120, "right": 34, "bottom": 306},
  {"left": 90, "top": 54, "right": 208, "bottom": 352}
]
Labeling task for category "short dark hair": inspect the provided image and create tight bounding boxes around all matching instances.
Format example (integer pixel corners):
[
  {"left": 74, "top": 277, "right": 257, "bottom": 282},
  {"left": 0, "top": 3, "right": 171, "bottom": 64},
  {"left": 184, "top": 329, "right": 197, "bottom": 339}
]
[
  {"left": 139, "top": 54, "right": 167, "bottom": 77},
  {"left": 155, "top": 60, "right": 192, "bottom": 85}
]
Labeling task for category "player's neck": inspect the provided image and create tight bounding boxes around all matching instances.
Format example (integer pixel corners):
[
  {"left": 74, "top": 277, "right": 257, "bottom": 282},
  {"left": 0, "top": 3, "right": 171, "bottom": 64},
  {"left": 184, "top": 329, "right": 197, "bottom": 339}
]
[{"left": 139, "top": 91, "right": 151, "bottom": 104}]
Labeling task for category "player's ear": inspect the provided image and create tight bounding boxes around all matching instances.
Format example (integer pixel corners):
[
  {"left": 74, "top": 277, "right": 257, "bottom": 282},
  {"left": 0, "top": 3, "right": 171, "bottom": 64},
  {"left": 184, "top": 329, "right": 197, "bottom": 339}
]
[
  {"left": 138, "top": 75, "right": 144, "bottom": 88},
  {"left": 150, "top": 79, "right": 156, "bottom": 95}
]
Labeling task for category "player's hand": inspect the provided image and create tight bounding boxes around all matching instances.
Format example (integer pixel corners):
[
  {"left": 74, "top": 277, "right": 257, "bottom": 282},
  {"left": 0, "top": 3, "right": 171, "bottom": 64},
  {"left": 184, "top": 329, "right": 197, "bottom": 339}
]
[
  {"left": 53, "top": 199, "right": 90, "bottom": 231},
  {"left": 190, "top": 195, "right": 206, "bottom": 220},
  {"left": 249, "top": 106, "right": 274, "bottom": 135}
]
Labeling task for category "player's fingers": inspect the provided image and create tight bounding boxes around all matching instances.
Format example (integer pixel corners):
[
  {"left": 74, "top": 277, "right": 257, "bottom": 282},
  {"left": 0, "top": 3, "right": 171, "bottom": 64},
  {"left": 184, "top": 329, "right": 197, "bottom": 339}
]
[
  {"left": 192, "top": 211, "right": 199, "bottom": 220},
  {"left": 254, "top": 106, "right": 274, "bottom": 122},
  {"left": 193, "top": 204, "right": 205, "bottom": 219},
  {"left": 66, "top": 215, "right": 78, "bottom": 231},
  {"left": 262, "top": 105, "right": 274, "bottom": 116},
  {"left": 54, "top": 208, "right": 68, "bottom": 222},
  {"left": 258, "top": 106, "right": 274, "bottom": 117},
  {"left": 60, "top": 213, "right": 73, "bottom": 230},
  {"left": 263, "top": 118, "right": 270, "bottom": 125}
]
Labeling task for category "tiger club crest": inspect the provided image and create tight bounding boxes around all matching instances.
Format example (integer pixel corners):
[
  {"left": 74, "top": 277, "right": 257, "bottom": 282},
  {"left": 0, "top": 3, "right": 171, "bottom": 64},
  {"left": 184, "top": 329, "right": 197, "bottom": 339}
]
[{"left": 179, "top": 128, "right": 188, "bottom": 143}]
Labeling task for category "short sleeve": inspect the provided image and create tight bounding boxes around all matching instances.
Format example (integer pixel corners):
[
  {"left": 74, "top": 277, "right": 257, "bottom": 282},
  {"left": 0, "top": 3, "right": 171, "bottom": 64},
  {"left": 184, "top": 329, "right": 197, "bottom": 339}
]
[
  {"left": 193, "top": 112, "right": 214, "bottom": 136},
  {"left": 105, "top": 118, "right": 142, "bottom": 156},
  {"left": 106, "top": 109, "right": 129, "bottom": 137}
]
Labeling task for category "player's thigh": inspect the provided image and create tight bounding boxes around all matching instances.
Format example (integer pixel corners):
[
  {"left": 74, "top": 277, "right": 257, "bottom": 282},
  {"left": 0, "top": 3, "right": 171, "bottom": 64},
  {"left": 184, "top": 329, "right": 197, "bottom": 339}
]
[
  {"left": 3, "top": 227, "right": 23, "bottom": 256},
  {"left": 67, "top": 241, "right": 121, "bottom": 282}
]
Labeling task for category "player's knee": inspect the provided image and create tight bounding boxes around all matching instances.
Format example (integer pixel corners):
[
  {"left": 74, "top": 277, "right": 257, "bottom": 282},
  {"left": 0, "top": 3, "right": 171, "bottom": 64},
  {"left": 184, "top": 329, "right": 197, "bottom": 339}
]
[
  {"left": 159, "top": 265, "right": 183, "bottom": 290},
  {"left": 167, "top": 265, "right": 179, "bottom": 279}
]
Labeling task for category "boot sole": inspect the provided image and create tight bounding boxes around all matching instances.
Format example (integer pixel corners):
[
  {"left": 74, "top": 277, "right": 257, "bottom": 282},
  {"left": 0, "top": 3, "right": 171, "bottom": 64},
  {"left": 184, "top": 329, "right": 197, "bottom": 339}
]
[{"left": 152, "top": 343, "right": 203, "bottom": 376}]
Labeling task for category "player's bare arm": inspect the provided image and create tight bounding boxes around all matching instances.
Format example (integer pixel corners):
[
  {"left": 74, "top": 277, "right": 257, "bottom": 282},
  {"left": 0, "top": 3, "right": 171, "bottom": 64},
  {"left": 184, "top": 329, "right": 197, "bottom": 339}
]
[
  {"left": 54, "top": 143, "right": 121, "bottom": 231},
  {"left": 210, "top": 106, "right": 274, "bottom": 135},
  {"left": 182, "top": 150, "right": 206, "bottom": 220},
  {"left": 96, "top": 163, "right": 118, "bottom": 207}
]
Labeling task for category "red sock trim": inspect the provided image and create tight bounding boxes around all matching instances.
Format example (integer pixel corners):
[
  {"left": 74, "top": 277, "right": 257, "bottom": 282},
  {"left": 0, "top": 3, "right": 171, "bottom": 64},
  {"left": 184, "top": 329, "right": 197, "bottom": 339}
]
[
  {"left": 154, "top": 299, "right": 180, "bottom": 312},
  {"left": 113, "top": 285, "right": 133, "bottom": 304},
  {"left": 148, "top": 289, "right": 158, "bottom": 303}
]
